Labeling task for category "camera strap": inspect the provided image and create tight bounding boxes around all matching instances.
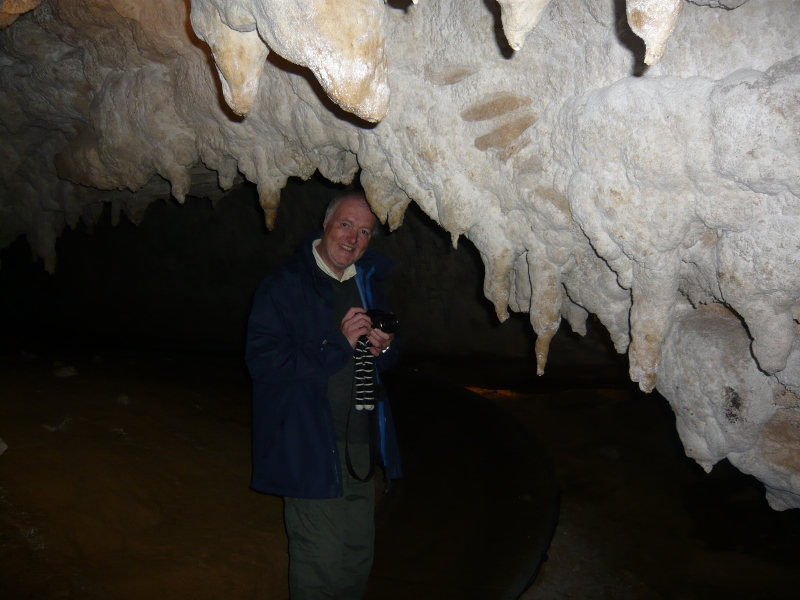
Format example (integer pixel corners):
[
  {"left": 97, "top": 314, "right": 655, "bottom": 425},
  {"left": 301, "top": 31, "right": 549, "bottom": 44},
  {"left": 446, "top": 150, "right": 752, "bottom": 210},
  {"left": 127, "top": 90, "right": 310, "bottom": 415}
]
[
  {"left": 346, "top": 335, "right": 376, "bottom": 482},
  {"left": 353, "top": 336, "right": 376, "bottom": 411}
]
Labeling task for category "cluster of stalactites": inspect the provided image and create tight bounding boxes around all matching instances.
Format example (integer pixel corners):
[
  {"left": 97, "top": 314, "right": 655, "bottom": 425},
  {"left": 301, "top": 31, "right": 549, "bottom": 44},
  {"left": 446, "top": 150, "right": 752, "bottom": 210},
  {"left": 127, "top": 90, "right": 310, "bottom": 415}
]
[
  {"left": 0, "top": 2, "right": 739, "bottom": 123},
  {"left": 188, "top": 0, "right": 719, "bottom": 124},
  {"left": 189, "top": 0, "right": 391, "bottom": 122},
  {"left": 496, "top": 1, "right": 748, "bottom": 65},
  {"left": 499, "top": 1, "right": 739, "bottom": 65}
]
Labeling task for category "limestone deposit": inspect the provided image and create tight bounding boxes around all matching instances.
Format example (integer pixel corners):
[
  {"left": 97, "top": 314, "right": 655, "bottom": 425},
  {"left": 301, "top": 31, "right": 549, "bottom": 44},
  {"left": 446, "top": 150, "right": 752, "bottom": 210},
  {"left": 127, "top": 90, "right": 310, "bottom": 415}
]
[{"left": 1, "top": 0, "right": 799, "bottom": 509}]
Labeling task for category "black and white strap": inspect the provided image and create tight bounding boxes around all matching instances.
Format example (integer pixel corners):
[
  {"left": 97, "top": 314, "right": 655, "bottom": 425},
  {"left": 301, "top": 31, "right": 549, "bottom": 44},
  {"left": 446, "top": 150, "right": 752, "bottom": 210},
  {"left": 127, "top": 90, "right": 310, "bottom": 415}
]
[{"left": 353, "top": 335, "right": 375, "bottom": 411}]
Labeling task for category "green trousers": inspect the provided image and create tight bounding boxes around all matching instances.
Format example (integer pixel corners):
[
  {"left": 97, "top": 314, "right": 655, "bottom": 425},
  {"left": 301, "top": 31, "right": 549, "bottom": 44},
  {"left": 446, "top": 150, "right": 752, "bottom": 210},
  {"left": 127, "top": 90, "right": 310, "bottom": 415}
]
[{"left": 284, "top": 442, "right": 375, "bottom": 600}]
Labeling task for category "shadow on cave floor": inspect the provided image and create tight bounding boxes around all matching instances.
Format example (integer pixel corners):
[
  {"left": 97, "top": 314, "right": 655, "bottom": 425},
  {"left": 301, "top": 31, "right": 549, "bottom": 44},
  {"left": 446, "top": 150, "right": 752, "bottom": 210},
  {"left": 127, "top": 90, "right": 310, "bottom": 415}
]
[
  {"left": 1, "top": 339, "right": 800, "bottom": 600},
  {"left": 407, "top": 350, "right": 800, "bottom": 600}
]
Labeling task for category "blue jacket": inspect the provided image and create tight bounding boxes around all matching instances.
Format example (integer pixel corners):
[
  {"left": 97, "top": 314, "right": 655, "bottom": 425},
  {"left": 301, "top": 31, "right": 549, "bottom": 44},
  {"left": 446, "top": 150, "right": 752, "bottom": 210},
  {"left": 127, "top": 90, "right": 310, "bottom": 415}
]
[{"left": 246, "top": 235, "right": 402, "bottom": 498}]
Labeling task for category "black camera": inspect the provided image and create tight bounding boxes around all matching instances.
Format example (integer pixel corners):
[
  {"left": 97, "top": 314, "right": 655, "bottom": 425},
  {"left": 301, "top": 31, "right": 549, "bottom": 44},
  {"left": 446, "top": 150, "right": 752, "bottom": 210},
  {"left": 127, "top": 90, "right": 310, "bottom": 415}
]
[{"left": 366, "top": 309, "right": 398, "bottom": 334}]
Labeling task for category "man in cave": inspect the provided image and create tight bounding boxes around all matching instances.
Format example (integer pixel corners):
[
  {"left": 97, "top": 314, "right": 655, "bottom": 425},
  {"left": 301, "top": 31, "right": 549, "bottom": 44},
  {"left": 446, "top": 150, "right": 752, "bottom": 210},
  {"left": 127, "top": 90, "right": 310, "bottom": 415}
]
[{"left": 246, "top": 191, "right": 402, "bottom": 600}]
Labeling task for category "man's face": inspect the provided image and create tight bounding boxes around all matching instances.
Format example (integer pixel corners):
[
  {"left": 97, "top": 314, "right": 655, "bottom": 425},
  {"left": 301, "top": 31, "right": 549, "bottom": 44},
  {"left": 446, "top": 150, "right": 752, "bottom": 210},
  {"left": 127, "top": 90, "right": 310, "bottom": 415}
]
[{"left": 318, "top": 196, "right": 377, "bottom": 278}]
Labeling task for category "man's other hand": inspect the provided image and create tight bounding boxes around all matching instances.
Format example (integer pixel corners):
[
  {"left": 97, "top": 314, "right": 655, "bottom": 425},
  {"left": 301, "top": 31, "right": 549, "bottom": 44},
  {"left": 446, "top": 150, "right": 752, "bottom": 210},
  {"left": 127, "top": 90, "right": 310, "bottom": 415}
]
[
  {"left": 340, "top": 308, "right": 373, "bottom": 348},
  {"left": 367, "top": 327, "right": 394, "bottom": 357}
]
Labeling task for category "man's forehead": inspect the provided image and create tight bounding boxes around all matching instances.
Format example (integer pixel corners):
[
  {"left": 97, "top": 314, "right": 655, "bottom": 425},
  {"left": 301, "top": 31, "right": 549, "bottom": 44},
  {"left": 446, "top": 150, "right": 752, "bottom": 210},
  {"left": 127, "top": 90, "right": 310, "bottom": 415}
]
[{"left": 331, "top": 197, "right": 376, "bottom": 225}]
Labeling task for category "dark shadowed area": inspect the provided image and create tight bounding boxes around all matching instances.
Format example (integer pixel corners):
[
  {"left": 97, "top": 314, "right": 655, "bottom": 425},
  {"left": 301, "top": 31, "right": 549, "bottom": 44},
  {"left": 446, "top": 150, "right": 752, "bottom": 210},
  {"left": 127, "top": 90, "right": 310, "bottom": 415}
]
[{"left": 0, "top": 175, "right": 534, "bottom": 360}]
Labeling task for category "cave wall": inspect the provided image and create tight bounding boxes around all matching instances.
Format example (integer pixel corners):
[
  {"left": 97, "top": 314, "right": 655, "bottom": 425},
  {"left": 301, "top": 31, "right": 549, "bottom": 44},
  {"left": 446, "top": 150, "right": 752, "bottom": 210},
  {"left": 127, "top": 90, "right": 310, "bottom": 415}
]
[
  {"left": 1, "top": 0, "right": 799, "bottom": 509},
  {"left": 0, "top": 176, "right": 534, "bottom": 357}
]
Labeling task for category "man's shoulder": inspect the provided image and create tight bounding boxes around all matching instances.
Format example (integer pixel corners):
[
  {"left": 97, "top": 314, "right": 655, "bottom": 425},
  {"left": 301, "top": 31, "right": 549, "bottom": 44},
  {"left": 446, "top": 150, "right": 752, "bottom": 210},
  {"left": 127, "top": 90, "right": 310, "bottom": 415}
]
[{"left": 356, "top": 247, "right": 394, "bottom": 278}]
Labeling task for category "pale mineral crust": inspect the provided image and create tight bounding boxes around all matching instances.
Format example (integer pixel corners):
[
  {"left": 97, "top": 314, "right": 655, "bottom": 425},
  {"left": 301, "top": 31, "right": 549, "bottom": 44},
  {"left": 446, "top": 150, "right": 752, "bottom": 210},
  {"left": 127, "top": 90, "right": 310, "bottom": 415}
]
[
  {"left": 626, "top": 0, "right": 684, "bottom": 66},
  {"left": 497, "top": 0, "right": 554, "bottom": 51},
  {"left": 1, "top": 0, "right": 799, "bottom": 509}
]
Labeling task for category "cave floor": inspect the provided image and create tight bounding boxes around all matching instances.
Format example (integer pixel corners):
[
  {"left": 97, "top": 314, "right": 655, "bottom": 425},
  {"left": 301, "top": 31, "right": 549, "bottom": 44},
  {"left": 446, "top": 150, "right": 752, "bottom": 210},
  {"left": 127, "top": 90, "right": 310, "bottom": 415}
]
[{"left": 1, "top": 350, "right": 799, "bottom": 600}]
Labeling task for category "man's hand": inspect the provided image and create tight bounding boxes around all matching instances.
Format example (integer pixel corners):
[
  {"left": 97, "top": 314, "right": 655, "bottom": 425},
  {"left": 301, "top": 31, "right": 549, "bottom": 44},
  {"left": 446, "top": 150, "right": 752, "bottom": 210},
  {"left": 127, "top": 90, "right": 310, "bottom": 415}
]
[
  {"left": 367, "top": 327, "right": 394, "bottom": 357},
  {"left": 340, "top": 308, "right": 373, "bottom": 348}
]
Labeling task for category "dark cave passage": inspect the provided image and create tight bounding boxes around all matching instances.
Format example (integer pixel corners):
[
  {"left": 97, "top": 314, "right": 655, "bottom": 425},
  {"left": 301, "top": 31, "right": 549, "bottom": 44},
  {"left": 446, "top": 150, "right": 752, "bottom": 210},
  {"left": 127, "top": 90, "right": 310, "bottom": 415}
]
[{"left": 0, "top": 175, "right": 535, "bottom": 360}]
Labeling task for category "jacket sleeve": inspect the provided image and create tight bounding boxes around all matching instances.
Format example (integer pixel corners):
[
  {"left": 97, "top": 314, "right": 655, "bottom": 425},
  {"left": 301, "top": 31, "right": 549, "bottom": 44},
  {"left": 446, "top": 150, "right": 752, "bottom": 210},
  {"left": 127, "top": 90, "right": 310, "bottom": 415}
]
[{"left": 246, "top": 274, "right": 352, "bottom": 385}]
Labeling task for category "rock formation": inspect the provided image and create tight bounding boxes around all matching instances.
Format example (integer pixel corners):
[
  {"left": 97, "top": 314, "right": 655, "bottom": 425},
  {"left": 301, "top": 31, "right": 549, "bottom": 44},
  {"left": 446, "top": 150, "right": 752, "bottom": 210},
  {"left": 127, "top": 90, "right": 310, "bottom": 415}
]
[{"left": 1, "top": 0, "right": 799, "bottom": 509}]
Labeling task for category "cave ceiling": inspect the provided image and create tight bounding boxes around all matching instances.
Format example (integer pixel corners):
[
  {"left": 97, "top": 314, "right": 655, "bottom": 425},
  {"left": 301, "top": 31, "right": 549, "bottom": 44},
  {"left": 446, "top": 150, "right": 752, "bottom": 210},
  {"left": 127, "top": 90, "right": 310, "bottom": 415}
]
[{"left": 1, "top": 0, "right": 800, "bottom": 510}]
